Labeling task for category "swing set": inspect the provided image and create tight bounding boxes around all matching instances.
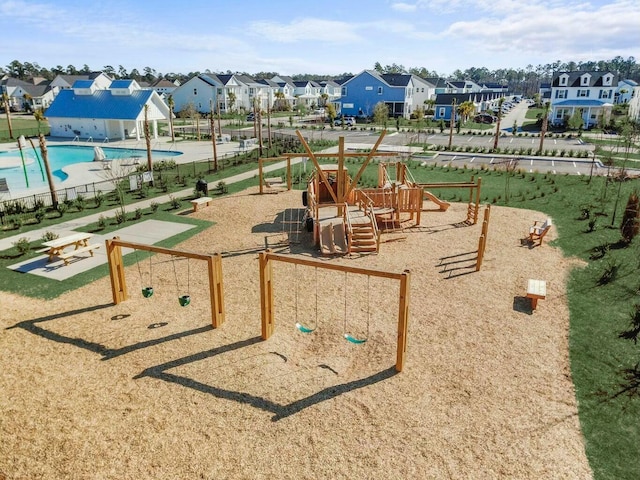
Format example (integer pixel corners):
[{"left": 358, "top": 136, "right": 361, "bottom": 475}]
[
  {"left": 259, "top": 250, "right": 411, "bottom": 372},
  {"left": 106, "top": 237, "right": 225, "bottom": 328}
]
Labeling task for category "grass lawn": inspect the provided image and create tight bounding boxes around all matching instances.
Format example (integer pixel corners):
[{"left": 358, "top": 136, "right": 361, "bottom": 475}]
[{"left": 0, "top": 114, "right": 50, "bottom": 142}]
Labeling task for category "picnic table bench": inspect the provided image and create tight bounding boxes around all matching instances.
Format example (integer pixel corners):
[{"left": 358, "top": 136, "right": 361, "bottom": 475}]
[
  {"left": 38, "top": 232, "right": 100, "bottom": 265},
  {"left": 191, "top": 196, "right": 213, "bottom": 212},
  {"left": 526, "top": 279, "right": 547, "bottom": 310}
]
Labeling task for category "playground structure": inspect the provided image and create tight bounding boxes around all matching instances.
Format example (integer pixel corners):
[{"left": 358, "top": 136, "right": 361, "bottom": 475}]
[
  {"left": 476, "top": 205, "right": 491, "bottom": 271},
  {"left": 106, "top": 237, "right": 225, "bottom": 328},
  {"left": 258, "top": 250, "right": 411, "bottom": 372}
]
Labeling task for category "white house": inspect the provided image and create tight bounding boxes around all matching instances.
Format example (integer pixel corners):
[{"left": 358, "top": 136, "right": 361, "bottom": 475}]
[
  {"left": 549, "top": 71, "right": 618, "bottom": 128},
  {"left": 45, "top": 79, "right": 171, "bottom": 140},
  {"left": 49, "top": 72, "right": 112, "bottom": 92}
]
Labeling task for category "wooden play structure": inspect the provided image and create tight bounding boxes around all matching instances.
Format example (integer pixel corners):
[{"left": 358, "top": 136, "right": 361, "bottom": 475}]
[
  {"left": 258, "top": 250, "right": 411, "bottom": 372},
  {"left": 106, "top": 237, "right": 225, "bottom": 328},
  {"left": 529, "top": 218, "right": 552, "bottom": 246},
  {"left": 258, "top": 156, "right": 292, "bottom": 194},
  {"left": 412, "top": 176, "right": 483, "bottom": 225}
]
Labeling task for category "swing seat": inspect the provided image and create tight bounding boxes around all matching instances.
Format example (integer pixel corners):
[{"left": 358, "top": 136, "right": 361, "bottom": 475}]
[
  {"left": 179, "top": 295, "right": 191, "bottom": 307},
  {"left": 295, "top": 322, "right": 316, "bottom": 333},
  {"left": 142, "top": 287, "right": 154, "bottom": 298},
  {"left": 344, "top": 333, "right": 367, "bottom": 344}
]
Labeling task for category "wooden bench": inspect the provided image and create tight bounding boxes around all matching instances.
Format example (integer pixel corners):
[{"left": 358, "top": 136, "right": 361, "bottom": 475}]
[
  {"left": 264, "top": 177, "right": 284, "bottom": 188},
  {"left": 58, "top": 243, "right": 101, "bottom": 265},
  {"left": 191, "top": 196, "right": 213, "bottom": 212},
  {"left": 529, "top": 218, "right": 552, "bottom": 246},
  {"left": 526, "top": 279, "right": 546, "bottom": 310}
]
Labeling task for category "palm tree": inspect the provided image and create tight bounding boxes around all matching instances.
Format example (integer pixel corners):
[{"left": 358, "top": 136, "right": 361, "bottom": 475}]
[
  {"left": 23, "top": 93, "right": 33, "bottom": 112},
  {"left": 274, "top": 91, "right": 285, "bottom": 111},
  {"left": 319, "top": 93, "right": 329, "bottom": 107},
  {"left": 458, "top": 100, "right": 475, "bottom": 125},
  {"left": 493, "top": 97, "right": 505, "bottom": 151},
  {"left": 33, "top": 108, "right": 45, "bottom": 134},
  {"left": 167, "top": 95, "right": 175, "bottom": 143},
  {"left": 2, "top": 93, "right": 14, "bottom": 139},
  {"left": 143, "top": 105, "right": 153, "bottom": 174},
  {"left": 537, "top": 101, "right": 551, "bottom": 154},
  {"left": 228, "top": 91, "right": 236, "bottom": 113}
]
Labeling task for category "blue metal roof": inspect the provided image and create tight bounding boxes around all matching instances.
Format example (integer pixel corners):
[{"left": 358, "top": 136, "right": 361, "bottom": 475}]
[
  {"left": 554, "top": 99, "right": 610, "bottom": 107},
  {"left": 109, "top": 79, "right": 134, "bottom": 88},
  {"left": 72, "top": 80, "right": 94, "bottom": 88},
  {"left": 45, "top": 89, "right": 155, "bottom": 120}
]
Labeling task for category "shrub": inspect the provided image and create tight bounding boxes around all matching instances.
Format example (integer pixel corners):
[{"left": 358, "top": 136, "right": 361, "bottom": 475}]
[
  {"left": 169, "top": 195, "right": 181, "bottom": 210},
  {"left": 621, "top": 192, "right": 640, "bottom": 244},
  {"left": 114, "top": 210, "right": 126, "bottom": 224},
  {"left": 598, "top": 260, "right": 620, "bottom": 285},
  {"left": 12, "top": 237, "right": 31, "bottom": 255},
  {"left": 134, "top": 208, "right": 143, "bottom": 220},
  {"left": 57, "top": 203, "right": 68, "bottom": 217},
  {"left": 98, "top": 215, "right": 107, "bottom": 229},
  {"left": 74, "top": 195, "right": 86, "bottom": 212},
  {"left": 41, "top": 231, "right": 59, "bottom": 242},
  {"left": 94, "top": 190, "right": 104, "bottom": 207},
  {"left": 34, "top": 209, "right": 46, "bottom": 223},
  {"left": 150, "top": 201, "right": 160, "bottom": 213}
]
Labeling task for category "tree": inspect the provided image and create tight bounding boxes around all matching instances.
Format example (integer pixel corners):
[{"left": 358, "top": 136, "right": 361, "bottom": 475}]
[
  {"left": 457, "top": 100, "right": 474, "bottom": 124},
  {"left": 167, "top": 95, "right": 175, "bottom": 142},
  {"left": 2, "top": 93, "right": 14, "bottom": 139},
  {"left": 326, "top": 103, "right": 337, "bottom": 127},
  {"left": 319, "top": 93, "right": 329, "bottom": 107},
  {"left": 424, "top": 98, "right": 435, "bottom": 115},
  {"left": 620, "top": 192, "right": 640, "bottom": 244},
  {"left": 228, "top": 91, "right": 236, "bottom": 112},
  {"left": 33, "top": 108, "right": 45, "bottom": 134},
  {"left": 143, "top": 105, "right": 153, "bottom": 174},
  {"left": 493, "top": 97, "right": 505, "bottom": 151},
  {"left": 448, "top": 98, "right": 457, "bottom": 149},
  {"left": 373, "top": 101, "right": 389, "bottom": 127},
  {"left": 567, "top": 111, "right": 584, "bottom": 131},
  {"left": 537, "top": 101, "right": 551, "bottom": 154}
]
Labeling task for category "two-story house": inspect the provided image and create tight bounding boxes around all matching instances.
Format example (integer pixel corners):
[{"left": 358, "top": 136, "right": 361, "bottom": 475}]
[
  {"left": 338, "top": 70, "right": 434, "bottom": 119},
  {"left": 549, "top": 71, "right": 618, "bottom": 128}
]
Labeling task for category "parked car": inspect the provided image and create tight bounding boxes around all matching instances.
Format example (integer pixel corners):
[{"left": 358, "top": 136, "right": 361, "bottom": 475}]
[
  {"left": 334, "top": 116, "right": 355, "bottom": 127},
  {"left": 246, "top": 112, "right": 255, "bottom": 121},
  {"left": 313, "top": 108, "right": 325, "bottom": 115},
  {"left": 473, "top": 114, "right": 495, "bottom": 124}
]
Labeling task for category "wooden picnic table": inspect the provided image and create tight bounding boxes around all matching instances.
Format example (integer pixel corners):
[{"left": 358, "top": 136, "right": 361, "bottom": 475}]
[{"left": 39, "top": 232, "right": 97, "bottom": 264}]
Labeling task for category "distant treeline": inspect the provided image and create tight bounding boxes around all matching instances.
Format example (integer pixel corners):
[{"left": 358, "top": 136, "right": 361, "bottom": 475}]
[{"left": 3, "top": 56, "right": 638, "bottom": 97}]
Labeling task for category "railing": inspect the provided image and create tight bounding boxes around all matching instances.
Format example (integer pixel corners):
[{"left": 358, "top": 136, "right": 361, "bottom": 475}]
[
  {"left": 72, "top": 136, "right": 80, "bottom": 143},
  {"left": 342, "top": 202, "right": 354, "bottom": 254},
  {"left": 103, "top": 138, "right": 110, "bottom": 144},
  {"left": 86, "top": 136, "right": 93, "bottom": 143}
]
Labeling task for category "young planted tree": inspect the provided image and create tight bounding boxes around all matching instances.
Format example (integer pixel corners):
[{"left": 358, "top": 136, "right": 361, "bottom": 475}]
[
  {"left": 2, "top": 93, "right": 14, "bottom": 139},
  {"left": 537, "top": 101, "right": 551, "bottom": 154},
  {"left": 167, "top": 95, "right": 175, "bottom": 142},
  {"left": 373, "top": 101, "right": 389, "bottom": 128},
  {"left": 458, "top": 100, "right": 474, "bottom": 125},
  {"left": 493, "top": 97, "right": 505, "bottom": 151},
  {"left": 620, "top": 192, "right": 640, "bottom": 245}
]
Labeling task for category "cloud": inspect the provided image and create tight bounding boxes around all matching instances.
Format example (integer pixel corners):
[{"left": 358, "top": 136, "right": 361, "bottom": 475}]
[
  {"left": 248, "top": 17, "right": 361, "bottom": 43},
  {"left": 391, "top": 2, "right": 418, "bottom": 12}
]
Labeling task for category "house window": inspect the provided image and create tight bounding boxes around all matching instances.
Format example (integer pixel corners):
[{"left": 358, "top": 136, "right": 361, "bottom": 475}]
[
  {"left": 193, "top": 88, "right": 197, "bottom": 95},
  {"left": 217, "top": 88, "right": 222, "bottom": 95},
  {"left": 556, "top": 90, "right": 567, "bottom": 99},
  {"left": 341, "top": 87, "right": 347, "bottom": 96},
  {"left": 439, "top": 107, "right": 445, "bottom": 117},
  {"left": 378, "top": 86, "right": 383, "bottom": 95},
  {"left": 365, "top": 86, "right": 373, "bottom": 90},
  {"left": 581, "top": 76, "right": 589, "bottom": 86},
  {"left": 578, "top": 90, "right": 590, "bottom": 97},
  {"left": 599, "top": 89, "right": 611, "bottom": 99},
  {"left": 560, "top": 77, "right": 567, "bottom": 86}
]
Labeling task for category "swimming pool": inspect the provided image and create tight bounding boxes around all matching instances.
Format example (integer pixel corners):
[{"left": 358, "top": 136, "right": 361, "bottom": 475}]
[{"left": 0, "top": 144, "right": 182, "bottom": 191}]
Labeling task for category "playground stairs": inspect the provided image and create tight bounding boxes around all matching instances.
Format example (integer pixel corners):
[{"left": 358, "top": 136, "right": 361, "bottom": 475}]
[{"left": 349, "top": 219, "right": 377, "bottom": 253}]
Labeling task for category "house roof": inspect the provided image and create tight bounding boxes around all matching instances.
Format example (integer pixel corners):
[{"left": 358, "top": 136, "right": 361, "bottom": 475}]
[
  {"left": 553, "top": 99, "right": 611, "bottom": 107},
  {"left": 380, "top": 74, "right": 411, "bottom": 87},
  {"left": 72, "top": 80, "right": 95, "bottom": 89},
  {"left": 110, "top": 79, "right": 136, "bottom": 89},
  {"left": 434, "top": 93, "right": 475, "bottom": 105},
  {"left": 552, "top": 71, "right": 618, "bottom": 87},
  {"left": 45, "top": 89, "right": 156, "bottom": 120}
]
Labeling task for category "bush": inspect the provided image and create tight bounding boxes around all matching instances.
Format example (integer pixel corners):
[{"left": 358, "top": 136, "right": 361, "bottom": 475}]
[
  {"left": 169, "top": 195, "right": 181, "bottom": 210},
  {"left": 598, "top": 260, "right": 620, "bottom": 285},
  {"left": 94, "top": 190, "right": 104, "bottom": 207},
  {"left": 12, "top": 237, "right": 31, "bottom": 255},
  {"left": 114, "top": 210, "right": 126, "bottom": 224},
  {"left": 34, "top": 209, "right": 46, "bottom": 223},
  {"left": 57, "top": 203, "right": 68, "bottom": 217},
  {"left": 41, "top": 231, "right": 59, "bottom": 242},
  {"left": 98, "top": 215, "right": 107, "bottom": 229},
  {"left": 150, "top": 201, "right": 160, "bottom": 213},
  {"left": 134, "top": 208, "right": 143, "bottom": 220}
]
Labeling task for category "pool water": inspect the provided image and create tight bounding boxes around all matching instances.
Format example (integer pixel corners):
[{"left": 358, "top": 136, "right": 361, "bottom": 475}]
[{"left": 0, "top": 145, "right": 181, "bottom": 191}]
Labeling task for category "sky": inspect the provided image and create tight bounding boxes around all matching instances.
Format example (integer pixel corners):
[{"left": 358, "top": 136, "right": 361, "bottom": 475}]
[{"left": 1, "top": 0, "right": 639, "bottom": 77}]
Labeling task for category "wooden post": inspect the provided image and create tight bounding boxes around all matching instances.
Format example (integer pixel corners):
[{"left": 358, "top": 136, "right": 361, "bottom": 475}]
[
  {"left": 286, "top": 156, "right": 292, "bottom": 191},
  {"left": 476, "top": 234, "right": 486, "bottom": 271},
  {"left": 396, "top": 269, "right": 411, "bottom": 372},
  {"left": 208, "top": 253, "right": 225, "bottom": 328},
  {"left": 106, "top": 237, "right": 127, "bottom": 304},
  {"left": 474, "top": 178, "right": 482, "bottom": 224},
  {"left": 258, "top": 158, "right": 264, "bottom": 195},
  {"left": 259, "top": 251, "right": 274, "bottom": 340}
]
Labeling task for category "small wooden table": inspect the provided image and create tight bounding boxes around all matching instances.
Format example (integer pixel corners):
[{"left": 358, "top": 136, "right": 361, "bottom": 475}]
[
  {"left": 39, "top": 232, "right": 97, "bottom": 264},
  {"left": 526, "top": 279, "right": 547, "bottom": 310}
]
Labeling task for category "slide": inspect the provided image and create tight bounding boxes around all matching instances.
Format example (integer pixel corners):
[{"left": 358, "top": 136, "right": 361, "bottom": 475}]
[
  {"left": 332, "top": 222, "right": 348, "bottom": 255},
  {"left": 319, "top": 223, "right": 336, "bottom": 255},
  {"left": 423, "top": 191, "right": 451, "bottom": 211}
]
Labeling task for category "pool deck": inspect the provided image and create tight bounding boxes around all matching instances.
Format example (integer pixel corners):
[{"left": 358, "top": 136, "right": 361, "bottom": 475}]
[{"left": 0, "top": 135, "right": 256, "bottom": 199}]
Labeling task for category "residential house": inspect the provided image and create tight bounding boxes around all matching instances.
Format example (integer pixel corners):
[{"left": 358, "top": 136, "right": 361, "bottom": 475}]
[
  {"left": 432, "top": 92, "right": 504, "bottom": 122},
  {"left": 45, "top": 78, "right": 171, "bottom": 140},
  {"left": 447, "top": 80, "right": 483, "bottom": 93},
  {"left": 615, "top": 79, "right": 638, "bottom": 104},
  {"left": 49, "top": 72, "right": 112, "bottom": 91},
  {"left": 149, "top": 78, "right": 180, "bottom": 98},
  {"left": 338, "top": 70, "right": 436, "bottom": 119},
  {"left": 21, "top": 83, "right": 57, "bottom": 111},
  {"left": 549, "top": 71, "right": 618, "bottom": 128},
  {"left": 169, "top": 73, "right": 222, "bottom": 114},
  {"left": 1, "top": 77, "right": 38, "bottom": 110}
]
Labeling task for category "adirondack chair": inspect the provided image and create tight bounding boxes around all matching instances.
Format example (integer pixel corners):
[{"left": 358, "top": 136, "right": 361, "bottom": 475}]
[{"left": 529, "top": 218, "right": 552, "bottom": 246}]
